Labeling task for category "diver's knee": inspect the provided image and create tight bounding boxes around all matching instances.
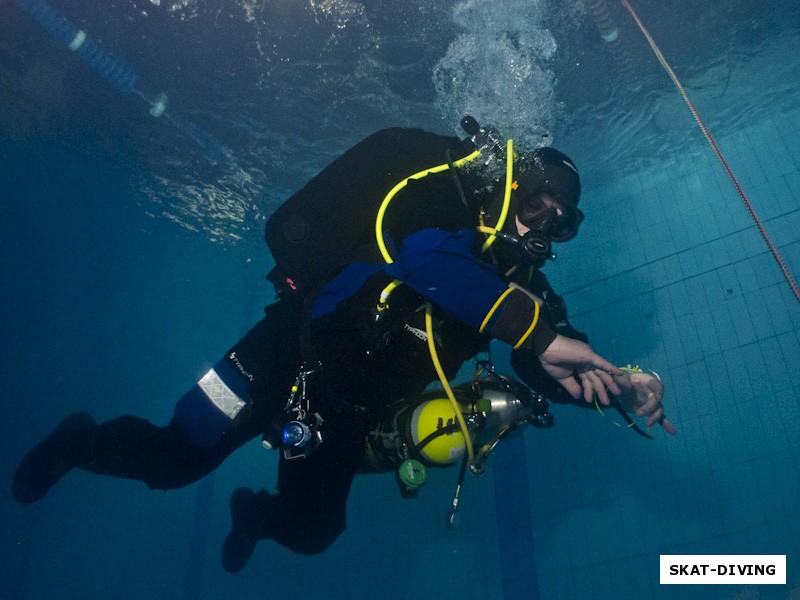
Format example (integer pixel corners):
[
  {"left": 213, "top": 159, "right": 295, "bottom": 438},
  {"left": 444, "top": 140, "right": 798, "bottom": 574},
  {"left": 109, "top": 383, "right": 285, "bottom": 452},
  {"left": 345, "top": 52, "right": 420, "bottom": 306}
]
[{"left": 278, "top": 515, "right": 346, "bottom": 555}]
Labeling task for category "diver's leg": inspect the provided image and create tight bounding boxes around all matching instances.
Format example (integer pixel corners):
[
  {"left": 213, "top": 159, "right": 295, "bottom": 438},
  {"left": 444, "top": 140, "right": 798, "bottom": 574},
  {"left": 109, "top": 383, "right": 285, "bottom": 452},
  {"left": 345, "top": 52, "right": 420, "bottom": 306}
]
[
  {"left": 221, "top": 487, "right": 274, "bottom": 573},
  {"left": 78, "top": 414, "right": 254, "bottom": 490},
  {"left": 12, "top": 399, "right": 260, "bottom": 503},
  {"left": 12, "top": 412, "right": 98, "bottom": 504},
  {"left": 13, "top": 301, "right": 301, "bottom": 503},
  {"left": 221, "top": 409, "right": 365, "bottom": 572}
]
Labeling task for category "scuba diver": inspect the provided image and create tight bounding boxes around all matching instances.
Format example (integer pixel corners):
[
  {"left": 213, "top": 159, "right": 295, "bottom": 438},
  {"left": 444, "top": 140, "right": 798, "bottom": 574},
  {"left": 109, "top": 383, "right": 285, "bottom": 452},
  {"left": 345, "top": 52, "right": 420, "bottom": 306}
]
[{"left": 12, "top": 118, "right": 675, "bottom": 573}]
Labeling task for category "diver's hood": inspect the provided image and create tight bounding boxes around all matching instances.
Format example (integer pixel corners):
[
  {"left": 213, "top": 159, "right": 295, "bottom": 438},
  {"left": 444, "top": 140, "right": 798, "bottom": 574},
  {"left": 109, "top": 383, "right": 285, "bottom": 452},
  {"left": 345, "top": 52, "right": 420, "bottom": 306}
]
[
  {"left": 480, "top": 146, "right": 582, "bottom": 235},
  {"left": 515, "top": 147, "right": 581, "bottom": 211}
]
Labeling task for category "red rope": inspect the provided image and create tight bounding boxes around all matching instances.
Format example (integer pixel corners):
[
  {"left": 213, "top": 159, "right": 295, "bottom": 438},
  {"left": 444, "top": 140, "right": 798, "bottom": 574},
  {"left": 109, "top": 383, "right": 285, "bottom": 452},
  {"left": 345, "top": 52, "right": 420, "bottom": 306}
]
[{"left": 620, "top": 0, "right": 800, "bottom": 303}]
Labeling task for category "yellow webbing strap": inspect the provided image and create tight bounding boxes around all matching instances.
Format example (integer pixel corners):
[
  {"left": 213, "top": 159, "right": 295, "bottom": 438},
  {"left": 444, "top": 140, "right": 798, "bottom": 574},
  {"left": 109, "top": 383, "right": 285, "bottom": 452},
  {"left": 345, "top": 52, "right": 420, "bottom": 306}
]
[
  {"left": 478, "top": 285, "right": 541, "bottom": 350},
  {"left": 479, "top": 288, "right": 515, "bottom": 333},
  {"left": 513, "top": 301, "right": 540, "bottom": 350}
]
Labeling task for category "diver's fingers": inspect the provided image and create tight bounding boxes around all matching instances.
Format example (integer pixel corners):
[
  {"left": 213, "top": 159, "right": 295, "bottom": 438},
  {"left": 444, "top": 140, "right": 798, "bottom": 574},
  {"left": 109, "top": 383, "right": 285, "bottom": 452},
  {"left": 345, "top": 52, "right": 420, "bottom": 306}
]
[
  {"left": 660, "top": 416, "right": 678, "bottom": 435},
  {"left": 581, "top": 370, "right": 610, "bottom": 405},
  {"left": 586, "top": 354, "right": 624, "bottom": 378},
  {"left": 635, "top": 391, "right": 661, "bottom": 417},
  {"left": 559, "top": 375, "right": 583, "bottom": 400},
  {"left": 646, "top": 408, "right": 678, "bottom": 435},
  {"left": 646, "top": 373, "right": 663, "bottom": 390},
  {"left": 594, "top": 368, "right": 622, "bottom": 396},
  {"left": 645, "top": 375, "right": 664, "bottom": 401}
]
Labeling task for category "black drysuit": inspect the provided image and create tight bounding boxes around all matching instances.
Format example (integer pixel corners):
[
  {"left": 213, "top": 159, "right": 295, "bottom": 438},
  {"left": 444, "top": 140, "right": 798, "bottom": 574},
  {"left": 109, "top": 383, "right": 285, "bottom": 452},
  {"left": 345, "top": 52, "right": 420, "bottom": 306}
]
[{"left": 14, "top": 128, "right": 587, "bottom": 555}]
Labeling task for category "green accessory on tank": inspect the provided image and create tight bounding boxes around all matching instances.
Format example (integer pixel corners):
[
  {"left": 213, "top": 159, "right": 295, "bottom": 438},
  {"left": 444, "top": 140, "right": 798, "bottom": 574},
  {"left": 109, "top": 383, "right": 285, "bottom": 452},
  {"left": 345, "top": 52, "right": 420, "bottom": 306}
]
[
  {"left": 474, "top": 397, "right": 492, "bottom": 413},
  {"left": 398, "top": 459, "right": 428, "bottom": 491}
]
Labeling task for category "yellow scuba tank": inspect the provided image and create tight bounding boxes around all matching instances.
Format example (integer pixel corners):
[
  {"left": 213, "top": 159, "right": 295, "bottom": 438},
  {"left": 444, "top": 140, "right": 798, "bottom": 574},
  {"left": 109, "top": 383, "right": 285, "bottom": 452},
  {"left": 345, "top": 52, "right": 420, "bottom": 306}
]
[
  {"left": 410, "top": 397, "right": 468, "bottom": 466},
  {"left": 361, "top": 372, "right": 553, "bottom": 474}
]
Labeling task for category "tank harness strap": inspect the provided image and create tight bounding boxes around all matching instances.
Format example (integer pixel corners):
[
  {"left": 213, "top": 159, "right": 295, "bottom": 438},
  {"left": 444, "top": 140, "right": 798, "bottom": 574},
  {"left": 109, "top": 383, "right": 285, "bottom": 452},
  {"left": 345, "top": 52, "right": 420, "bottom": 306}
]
[{"left": 412, "top": 422, "right": 463, "bottom": 456}]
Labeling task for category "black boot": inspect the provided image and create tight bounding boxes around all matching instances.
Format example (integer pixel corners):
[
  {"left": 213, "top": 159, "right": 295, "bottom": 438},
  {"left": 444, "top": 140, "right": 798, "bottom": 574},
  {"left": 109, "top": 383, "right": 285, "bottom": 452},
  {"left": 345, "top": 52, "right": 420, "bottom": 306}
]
[
  {"left": 13, "top": 413, "right": 96, "bottom": 504},
  {"left": 221, "top": 487, "right": 272, "bottom": 573}
]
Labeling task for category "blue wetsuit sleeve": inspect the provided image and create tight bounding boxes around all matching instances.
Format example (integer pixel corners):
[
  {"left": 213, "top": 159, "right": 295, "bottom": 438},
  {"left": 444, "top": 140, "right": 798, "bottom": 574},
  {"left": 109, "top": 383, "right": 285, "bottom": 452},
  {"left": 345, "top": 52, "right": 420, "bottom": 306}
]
[{"left": 384, "top": 228, "right": 509, "bottom": 326}]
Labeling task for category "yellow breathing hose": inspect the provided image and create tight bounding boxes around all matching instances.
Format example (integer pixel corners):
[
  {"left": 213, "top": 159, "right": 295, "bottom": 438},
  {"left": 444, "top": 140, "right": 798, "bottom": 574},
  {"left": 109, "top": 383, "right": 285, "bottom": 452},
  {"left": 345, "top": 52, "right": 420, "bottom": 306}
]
[
  {"left": 481, "top": 138, "right": 515, "bottom": 252},
  {"left": 375, "top": 150, "right": 481, "bottom": 264},
  {"left": 425, "top": 303, "right": 475, "bottom": 462}
]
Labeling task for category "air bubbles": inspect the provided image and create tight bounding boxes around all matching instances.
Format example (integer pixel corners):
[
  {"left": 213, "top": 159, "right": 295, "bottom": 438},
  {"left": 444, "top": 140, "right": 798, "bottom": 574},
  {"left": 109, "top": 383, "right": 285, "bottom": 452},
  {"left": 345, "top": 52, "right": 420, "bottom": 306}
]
[{"left": 433, "top": 0, "right": 562, "bottom": 149}]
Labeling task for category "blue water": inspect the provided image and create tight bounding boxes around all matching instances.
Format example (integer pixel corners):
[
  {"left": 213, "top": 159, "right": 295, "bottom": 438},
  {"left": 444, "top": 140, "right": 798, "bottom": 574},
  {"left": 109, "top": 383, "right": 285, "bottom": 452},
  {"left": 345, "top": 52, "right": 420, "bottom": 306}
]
[{"left": 1, "top": 1, "right": 799, "bottom": 598}]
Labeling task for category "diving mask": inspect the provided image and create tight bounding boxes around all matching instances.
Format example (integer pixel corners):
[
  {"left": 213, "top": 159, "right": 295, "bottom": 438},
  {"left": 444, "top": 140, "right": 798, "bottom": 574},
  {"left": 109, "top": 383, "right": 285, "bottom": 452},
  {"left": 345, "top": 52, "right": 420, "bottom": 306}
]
[{"left": 517, "top": 192, "right": 584, "bottom": 242}]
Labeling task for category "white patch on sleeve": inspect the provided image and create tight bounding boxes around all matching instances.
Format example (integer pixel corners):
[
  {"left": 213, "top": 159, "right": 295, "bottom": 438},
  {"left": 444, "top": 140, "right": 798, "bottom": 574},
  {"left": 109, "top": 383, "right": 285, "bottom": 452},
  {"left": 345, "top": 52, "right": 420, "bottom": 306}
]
[{"left": 197, "top": 369, "right": 246, "bottom": 419}]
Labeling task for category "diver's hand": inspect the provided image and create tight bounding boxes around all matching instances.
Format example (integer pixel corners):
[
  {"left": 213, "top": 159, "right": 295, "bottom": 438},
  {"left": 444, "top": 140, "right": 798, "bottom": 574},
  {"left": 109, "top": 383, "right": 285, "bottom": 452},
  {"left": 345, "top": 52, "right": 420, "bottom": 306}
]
[
  {"left": 538, "top": 335, "right": 624, "bottom": 404},
  {"left": 611, "top": 370, "right": 677, "bottom": 435}
]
